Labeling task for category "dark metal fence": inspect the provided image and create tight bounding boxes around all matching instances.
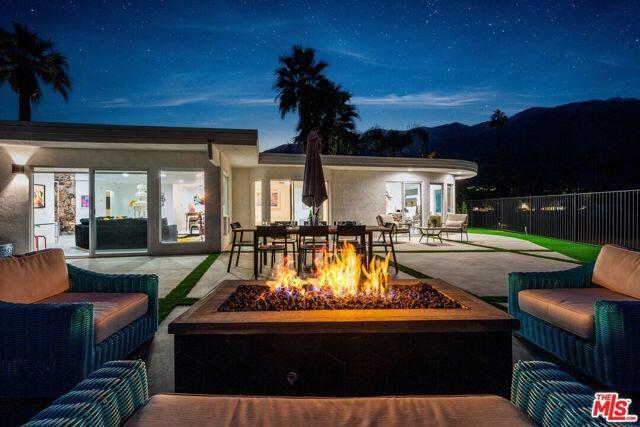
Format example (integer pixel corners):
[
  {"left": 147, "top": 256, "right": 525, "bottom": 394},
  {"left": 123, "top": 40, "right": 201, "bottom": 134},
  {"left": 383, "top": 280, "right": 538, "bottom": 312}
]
[{"left": 468, "top": 190, "right": 640, "bottom": 249}]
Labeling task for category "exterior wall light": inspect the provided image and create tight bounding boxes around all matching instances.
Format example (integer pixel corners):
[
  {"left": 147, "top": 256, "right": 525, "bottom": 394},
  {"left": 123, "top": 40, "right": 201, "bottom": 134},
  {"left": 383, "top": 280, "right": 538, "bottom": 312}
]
[{"left": 12, "top": 164, "right": 25, "bottom": 174}]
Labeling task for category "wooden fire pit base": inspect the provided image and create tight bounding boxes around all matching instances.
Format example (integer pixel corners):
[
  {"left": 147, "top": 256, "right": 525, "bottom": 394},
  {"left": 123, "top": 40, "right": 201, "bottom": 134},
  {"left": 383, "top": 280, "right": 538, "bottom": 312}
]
[{"left": 169, "top": 279, "right": 518, "bottom": 397}]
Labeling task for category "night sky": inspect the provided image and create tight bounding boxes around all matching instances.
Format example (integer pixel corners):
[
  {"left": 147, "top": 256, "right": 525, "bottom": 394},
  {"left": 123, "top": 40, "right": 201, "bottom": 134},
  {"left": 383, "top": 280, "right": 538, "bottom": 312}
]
[{"left": 2, "top": 0, "right": 639, "bottom": 150}]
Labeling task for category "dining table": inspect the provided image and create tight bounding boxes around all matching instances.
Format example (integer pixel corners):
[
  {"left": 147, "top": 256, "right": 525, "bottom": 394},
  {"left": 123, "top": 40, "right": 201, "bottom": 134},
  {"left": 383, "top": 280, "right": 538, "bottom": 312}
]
[{"left": 229, "top": 225, "right": 390, "bottom": 278}]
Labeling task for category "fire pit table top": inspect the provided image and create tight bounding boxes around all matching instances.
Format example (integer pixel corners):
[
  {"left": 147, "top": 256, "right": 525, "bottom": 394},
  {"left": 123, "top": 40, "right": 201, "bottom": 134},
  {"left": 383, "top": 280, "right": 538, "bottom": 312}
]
[{"left": 169, "top": 279, "right": 518, "bottom": 335}]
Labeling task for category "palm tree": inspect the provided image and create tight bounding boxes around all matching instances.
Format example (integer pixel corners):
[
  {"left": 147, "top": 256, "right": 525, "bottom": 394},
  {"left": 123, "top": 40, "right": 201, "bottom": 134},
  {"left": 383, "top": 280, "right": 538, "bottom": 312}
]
[
  {"left": 489, "top": 109, "right": 509, "bottom": 195},
  {"left": 316, "top": 80, "right": 358, "bottom": 154},
  {"left": 275, "top": 46, "right": 358, "bottom": 154},
  {"left": 275, "top": 45, "right": 328, "bottom": 142},
  {"left": 0, "top": 22, "right": 71, "bottom": 121}
]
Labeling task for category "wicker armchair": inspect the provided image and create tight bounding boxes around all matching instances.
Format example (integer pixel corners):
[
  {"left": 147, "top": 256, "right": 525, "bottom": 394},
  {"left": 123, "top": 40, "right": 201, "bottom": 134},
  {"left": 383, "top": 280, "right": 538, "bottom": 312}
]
[
  {"left": 25, "top": 360, "right": 612, "bottom": 426},
  {"left": 509, "top": 245, "right": 640, "bottom": 392},
  {"left": 0, "top": 260, "right": 158, "bottom": 399}
]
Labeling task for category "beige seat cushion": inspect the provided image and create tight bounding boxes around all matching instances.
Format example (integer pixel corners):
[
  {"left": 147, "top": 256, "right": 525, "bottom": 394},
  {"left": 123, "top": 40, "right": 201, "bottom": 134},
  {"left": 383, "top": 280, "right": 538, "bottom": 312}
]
[
  {"left": 125, "top": 394, "right": 533, "bottom": 427},
  {"left": 379, "top": 214, "right": 396, "bottom": 224},
  {"left": 38, "top": 292, "right": 148, "bottom": 343},
  {"left": 593, "top": 245, "right": 640, "bottom": 298},
  {"left": 0, "top": 248, "right": 69, "bottom": 304},
  {"left": 444, "top": 220, "right": 464, "bottom": 228},
  {"left": 519, "top": 288, "right": 638, "bottom": 340}
]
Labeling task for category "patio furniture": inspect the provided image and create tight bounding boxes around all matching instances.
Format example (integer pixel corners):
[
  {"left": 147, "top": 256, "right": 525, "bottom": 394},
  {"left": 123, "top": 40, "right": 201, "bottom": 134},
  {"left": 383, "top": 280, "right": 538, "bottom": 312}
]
[
  {"left": 442, "top": 213, "right": 469, "bottom": 242},
  {"left": 254, "top": 226, "right": 292, "bottom": 278},
  {"left": 377, "top": 214, "right": 410, "bottom": 242},
  {"left": 334, "top": 225, "right": 366, "bottom": 257},
  {"left": 297, "top": 225, "right": 330, "bottom": 273},
  {"left": 0, "top": 248, "right": 158, "bottom": 399},
  {"left": 417, "top": 226, "right": 443, "bottom": 244},
  {"left": 371, "top": 222, "right": 398, "bottom": 273},
  {"left": 227, "top": 222, "right": 253, "bottom": 272},
  {"left": 271, "top": 221, "right": 298, "bottom": 253},
  {"left": 26, "top": 360, "right": 613, "bottom": 426},
  {"left": 509, "top": 244, "right": 640, "bottom": 392}
]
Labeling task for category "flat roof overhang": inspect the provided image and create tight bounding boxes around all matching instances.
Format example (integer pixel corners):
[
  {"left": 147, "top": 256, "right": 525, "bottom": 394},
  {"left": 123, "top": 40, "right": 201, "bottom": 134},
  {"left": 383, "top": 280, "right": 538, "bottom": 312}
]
[
  {"left": 0, "top": 120, "right": 258, "bottom": 152},
  {"left": 258, "top": 152, "right": 478, "bottom": 179}
]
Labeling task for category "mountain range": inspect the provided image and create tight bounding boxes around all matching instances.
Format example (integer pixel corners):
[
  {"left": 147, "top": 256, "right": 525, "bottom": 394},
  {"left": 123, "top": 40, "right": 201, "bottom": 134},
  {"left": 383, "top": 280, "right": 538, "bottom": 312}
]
[{"left": 266, "top": 98, "right": 640, "bottom": 197}]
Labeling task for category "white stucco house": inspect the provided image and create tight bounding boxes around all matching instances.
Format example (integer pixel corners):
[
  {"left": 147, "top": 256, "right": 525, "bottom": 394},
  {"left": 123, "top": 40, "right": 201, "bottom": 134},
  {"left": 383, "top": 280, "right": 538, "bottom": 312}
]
[{"left": 0, "top": 121, "right": 477, "bottom": 257}]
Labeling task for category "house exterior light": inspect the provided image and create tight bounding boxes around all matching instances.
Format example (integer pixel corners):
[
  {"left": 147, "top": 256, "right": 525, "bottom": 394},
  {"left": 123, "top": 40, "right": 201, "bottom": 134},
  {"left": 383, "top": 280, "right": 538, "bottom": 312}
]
[{"left": 11, "top": 164, "right": 25, "bottom": 174}]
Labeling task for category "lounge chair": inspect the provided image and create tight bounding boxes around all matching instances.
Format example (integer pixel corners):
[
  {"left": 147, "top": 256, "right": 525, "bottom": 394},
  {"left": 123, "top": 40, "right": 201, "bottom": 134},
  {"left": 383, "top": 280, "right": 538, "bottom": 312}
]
[
  {"left": 0, "top": 249, "right": 158, "bottom": 399},
  {"left": 510, "top": 244, "right": 640, "bottom": 392},
  {"left": 442, "top": 213, "right": 469, "bottom": 242}
]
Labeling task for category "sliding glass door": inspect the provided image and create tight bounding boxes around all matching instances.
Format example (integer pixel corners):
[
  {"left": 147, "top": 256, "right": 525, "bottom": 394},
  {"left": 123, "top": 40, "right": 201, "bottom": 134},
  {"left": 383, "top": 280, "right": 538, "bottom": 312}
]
[
  {"left": 93, "top": 170, "right": 148, "bottom": 254},
  {"left": 385, "top": 181, "right": 422, "bottom": 226},
  {"left": 31, "top": 168, "right": 90, "bottom": 257}
]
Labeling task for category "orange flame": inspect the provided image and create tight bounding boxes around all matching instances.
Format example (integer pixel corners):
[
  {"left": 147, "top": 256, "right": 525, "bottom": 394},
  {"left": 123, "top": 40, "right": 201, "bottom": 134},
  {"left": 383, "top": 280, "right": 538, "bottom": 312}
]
[{"left": 267, "top": 243, "right": 391, "bottom": 297}]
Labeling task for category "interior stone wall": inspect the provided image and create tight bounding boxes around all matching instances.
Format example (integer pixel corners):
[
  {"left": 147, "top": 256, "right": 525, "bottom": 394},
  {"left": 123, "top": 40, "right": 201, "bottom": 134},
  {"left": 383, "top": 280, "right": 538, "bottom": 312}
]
[{"left": 55, "top": 173, "right": 76, "bottom": 233}]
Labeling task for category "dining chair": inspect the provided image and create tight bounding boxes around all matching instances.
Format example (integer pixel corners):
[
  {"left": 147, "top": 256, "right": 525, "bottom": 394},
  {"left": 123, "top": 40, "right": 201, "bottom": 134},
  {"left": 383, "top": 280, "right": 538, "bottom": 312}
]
[
  {"left": 227, "top": 222, "right": 253, "bottom": 272},
  {"left": 297, "top": 225, "right": 330, "bottom": 273},
  {"left": 254, "top": 226, "right": 292, "bottom": 278},
  {"left": 371, "top": 222, "right": 399, "bottom": 273}
]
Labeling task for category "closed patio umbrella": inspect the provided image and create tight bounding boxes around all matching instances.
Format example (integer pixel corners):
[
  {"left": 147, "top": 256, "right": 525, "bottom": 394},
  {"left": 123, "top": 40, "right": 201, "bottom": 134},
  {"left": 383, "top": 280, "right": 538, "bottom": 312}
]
[{"left": 302, "top": 131, "right": 328, "bottom": 224}]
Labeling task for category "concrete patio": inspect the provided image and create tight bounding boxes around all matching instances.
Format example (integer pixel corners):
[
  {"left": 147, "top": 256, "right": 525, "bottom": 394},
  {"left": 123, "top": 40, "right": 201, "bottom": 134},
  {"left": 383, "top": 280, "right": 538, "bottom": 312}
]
[{"left": 68, "top": 232, "right": 581, "bottom": 395}]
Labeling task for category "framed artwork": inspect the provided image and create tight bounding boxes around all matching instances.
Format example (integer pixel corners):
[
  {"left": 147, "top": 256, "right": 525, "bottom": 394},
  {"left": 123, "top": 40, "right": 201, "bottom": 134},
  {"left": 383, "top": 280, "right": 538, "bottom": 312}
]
[
  {"left": 270, "top": 190, "right": 280, "bottom": 208},
  {"left": 80, "top": 195, "right": 90, "bottom": 208},
  {"left": 34, "top": 184, "right": 46, "bottom": 209}
]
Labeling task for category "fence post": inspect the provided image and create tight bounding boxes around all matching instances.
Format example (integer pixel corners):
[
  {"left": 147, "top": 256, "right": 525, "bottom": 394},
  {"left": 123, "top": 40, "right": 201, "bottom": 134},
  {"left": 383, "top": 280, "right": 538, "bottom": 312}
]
[
  {"left": 573, "top": 193, "right": 578, "bottom": 242},
  {"left": 528, "top": 195, "right": 532, "bottom": 235}
]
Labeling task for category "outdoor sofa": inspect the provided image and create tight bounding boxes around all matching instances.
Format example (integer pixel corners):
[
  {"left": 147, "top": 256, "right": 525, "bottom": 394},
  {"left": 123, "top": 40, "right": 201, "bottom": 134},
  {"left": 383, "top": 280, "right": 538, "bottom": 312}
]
[
  {"left": 0, "top": 248, "right": 158, "bottom": 398},
  {"left": 510, "top": 244, "right": 640, "bottom": 392},
  {"left": 25, "top": 359, "right": 612, "bottom": 426}
]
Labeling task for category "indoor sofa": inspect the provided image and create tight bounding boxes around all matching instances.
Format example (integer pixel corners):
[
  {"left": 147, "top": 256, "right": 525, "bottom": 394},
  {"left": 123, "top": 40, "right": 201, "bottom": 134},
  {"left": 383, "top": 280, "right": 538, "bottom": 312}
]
[
  {"left": 509, "top": 244, "right": 640, "bottom": 392},
  {"left": 75, "top": 217, "right": 178, "bottom": 250},
  {"left": 25, "top": 359, "right": 612, "bottom": 426},
  {"left": 0, "top": 249, "right": 158, "bottom": 398}
]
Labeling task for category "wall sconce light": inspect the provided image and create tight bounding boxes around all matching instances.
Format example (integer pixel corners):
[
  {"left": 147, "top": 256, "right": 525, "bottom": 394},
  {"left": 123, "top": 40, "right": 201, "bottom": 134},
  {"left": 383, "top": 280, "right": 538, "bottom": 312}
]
[{"left": 12, "top": 164, "right": 25, "bottom": 174}]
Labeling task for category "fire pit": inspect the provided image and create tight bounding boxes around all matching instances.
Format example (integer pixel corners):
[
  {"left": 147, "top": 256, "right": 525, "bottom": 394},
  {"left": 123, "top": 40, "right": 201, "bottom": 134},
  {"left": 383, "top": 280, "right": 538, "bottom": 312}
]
[
  {"left": 170, "top": 246, "right": 518, "bottom": 397},
  {"left": 219, "top": 282, "right": 463, "bottom": 311}
]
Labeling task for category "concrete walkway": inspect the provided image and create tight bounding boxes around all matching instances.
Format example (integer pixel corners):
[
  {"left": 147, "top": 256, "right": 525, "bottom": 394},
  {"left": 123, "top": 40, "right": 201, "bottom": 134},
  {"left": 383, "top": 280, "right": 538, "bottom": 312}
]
[{"left": 68, "top": 255, "right": 207, "bottom": 298}]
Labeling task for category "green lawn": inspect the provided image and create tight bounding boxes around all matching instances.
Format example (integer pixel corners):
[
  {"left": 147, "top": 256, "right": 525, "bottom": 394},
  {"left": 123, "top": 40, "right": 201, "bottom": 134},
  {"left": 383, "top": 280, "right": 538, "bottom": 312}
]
[{"left": 468, "top": 227, "right": 601, "bottom": 264}]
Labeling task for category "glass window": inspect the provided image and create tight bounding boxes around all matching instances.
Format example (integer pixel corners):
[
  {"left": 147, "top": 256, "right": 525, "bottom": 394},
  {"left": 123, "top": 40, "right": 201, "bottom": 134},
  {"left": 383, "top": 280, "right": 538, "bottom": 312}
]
[
  {"left": 160, "top": 170, "right": 205, "bottom": 243},
  {"left": 269, "top": 180, "right": 292, "bottom": 223},
  {"left": 94, "top": 170, "right": 148, "bottom": 253},
  {"left": 222, "top": 174, "right": 230, "bottom": 217},
  {"left": 385, "top": 182, "right": 403, "bottom": 214},
  {"left": 292, "top": 180, "right": 329, "bottom": 224},
  {"left": 404, "top": 183, "right": 422, "bottom": 226},
  {"left": 385, "top": 182, "right": 421, "bottom": 226},
  {"left": 254, "top": 179, "right": 262, "bottom": 226},
  {"left": 430, "top": 184, "right": 443, "bottom": 216},
  {"left": 447, "top": 183, "right": 454, "bottom": 213}
]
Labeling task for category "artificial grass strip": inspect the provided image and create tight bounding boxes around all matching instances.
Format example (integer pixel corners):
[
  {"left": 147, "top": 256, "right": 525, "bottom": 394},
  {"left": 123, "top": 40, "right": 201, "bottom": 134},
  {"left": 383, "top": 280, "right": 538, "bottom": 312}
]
[
  {"left": 158, "top": 253, "right": 219, "bottom": 321},
  {"left": 388, "top": 259, "right": 433, "bottom": 279},
  {"left": 468, "top": 228, "right": 601, "bottom": 264}
]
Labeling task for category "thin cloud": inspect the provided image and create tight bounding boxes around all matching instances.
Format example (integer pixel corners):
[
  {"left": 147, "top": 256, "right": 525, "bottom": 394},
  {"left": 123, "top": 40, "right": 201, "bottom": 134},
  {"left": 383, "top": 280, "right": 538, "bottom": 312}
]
[
  {"left": 95, "top": 94, "right": 213, "bottom": 109},
  {"left": 324, "top": 48, "right": 371, "bottom": 61},
  {"left": 230, "top": 97, "right": 276, "bottom": 106},
  {"left": 352, "top": 91, "right": 492, "bottom": 107}
]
